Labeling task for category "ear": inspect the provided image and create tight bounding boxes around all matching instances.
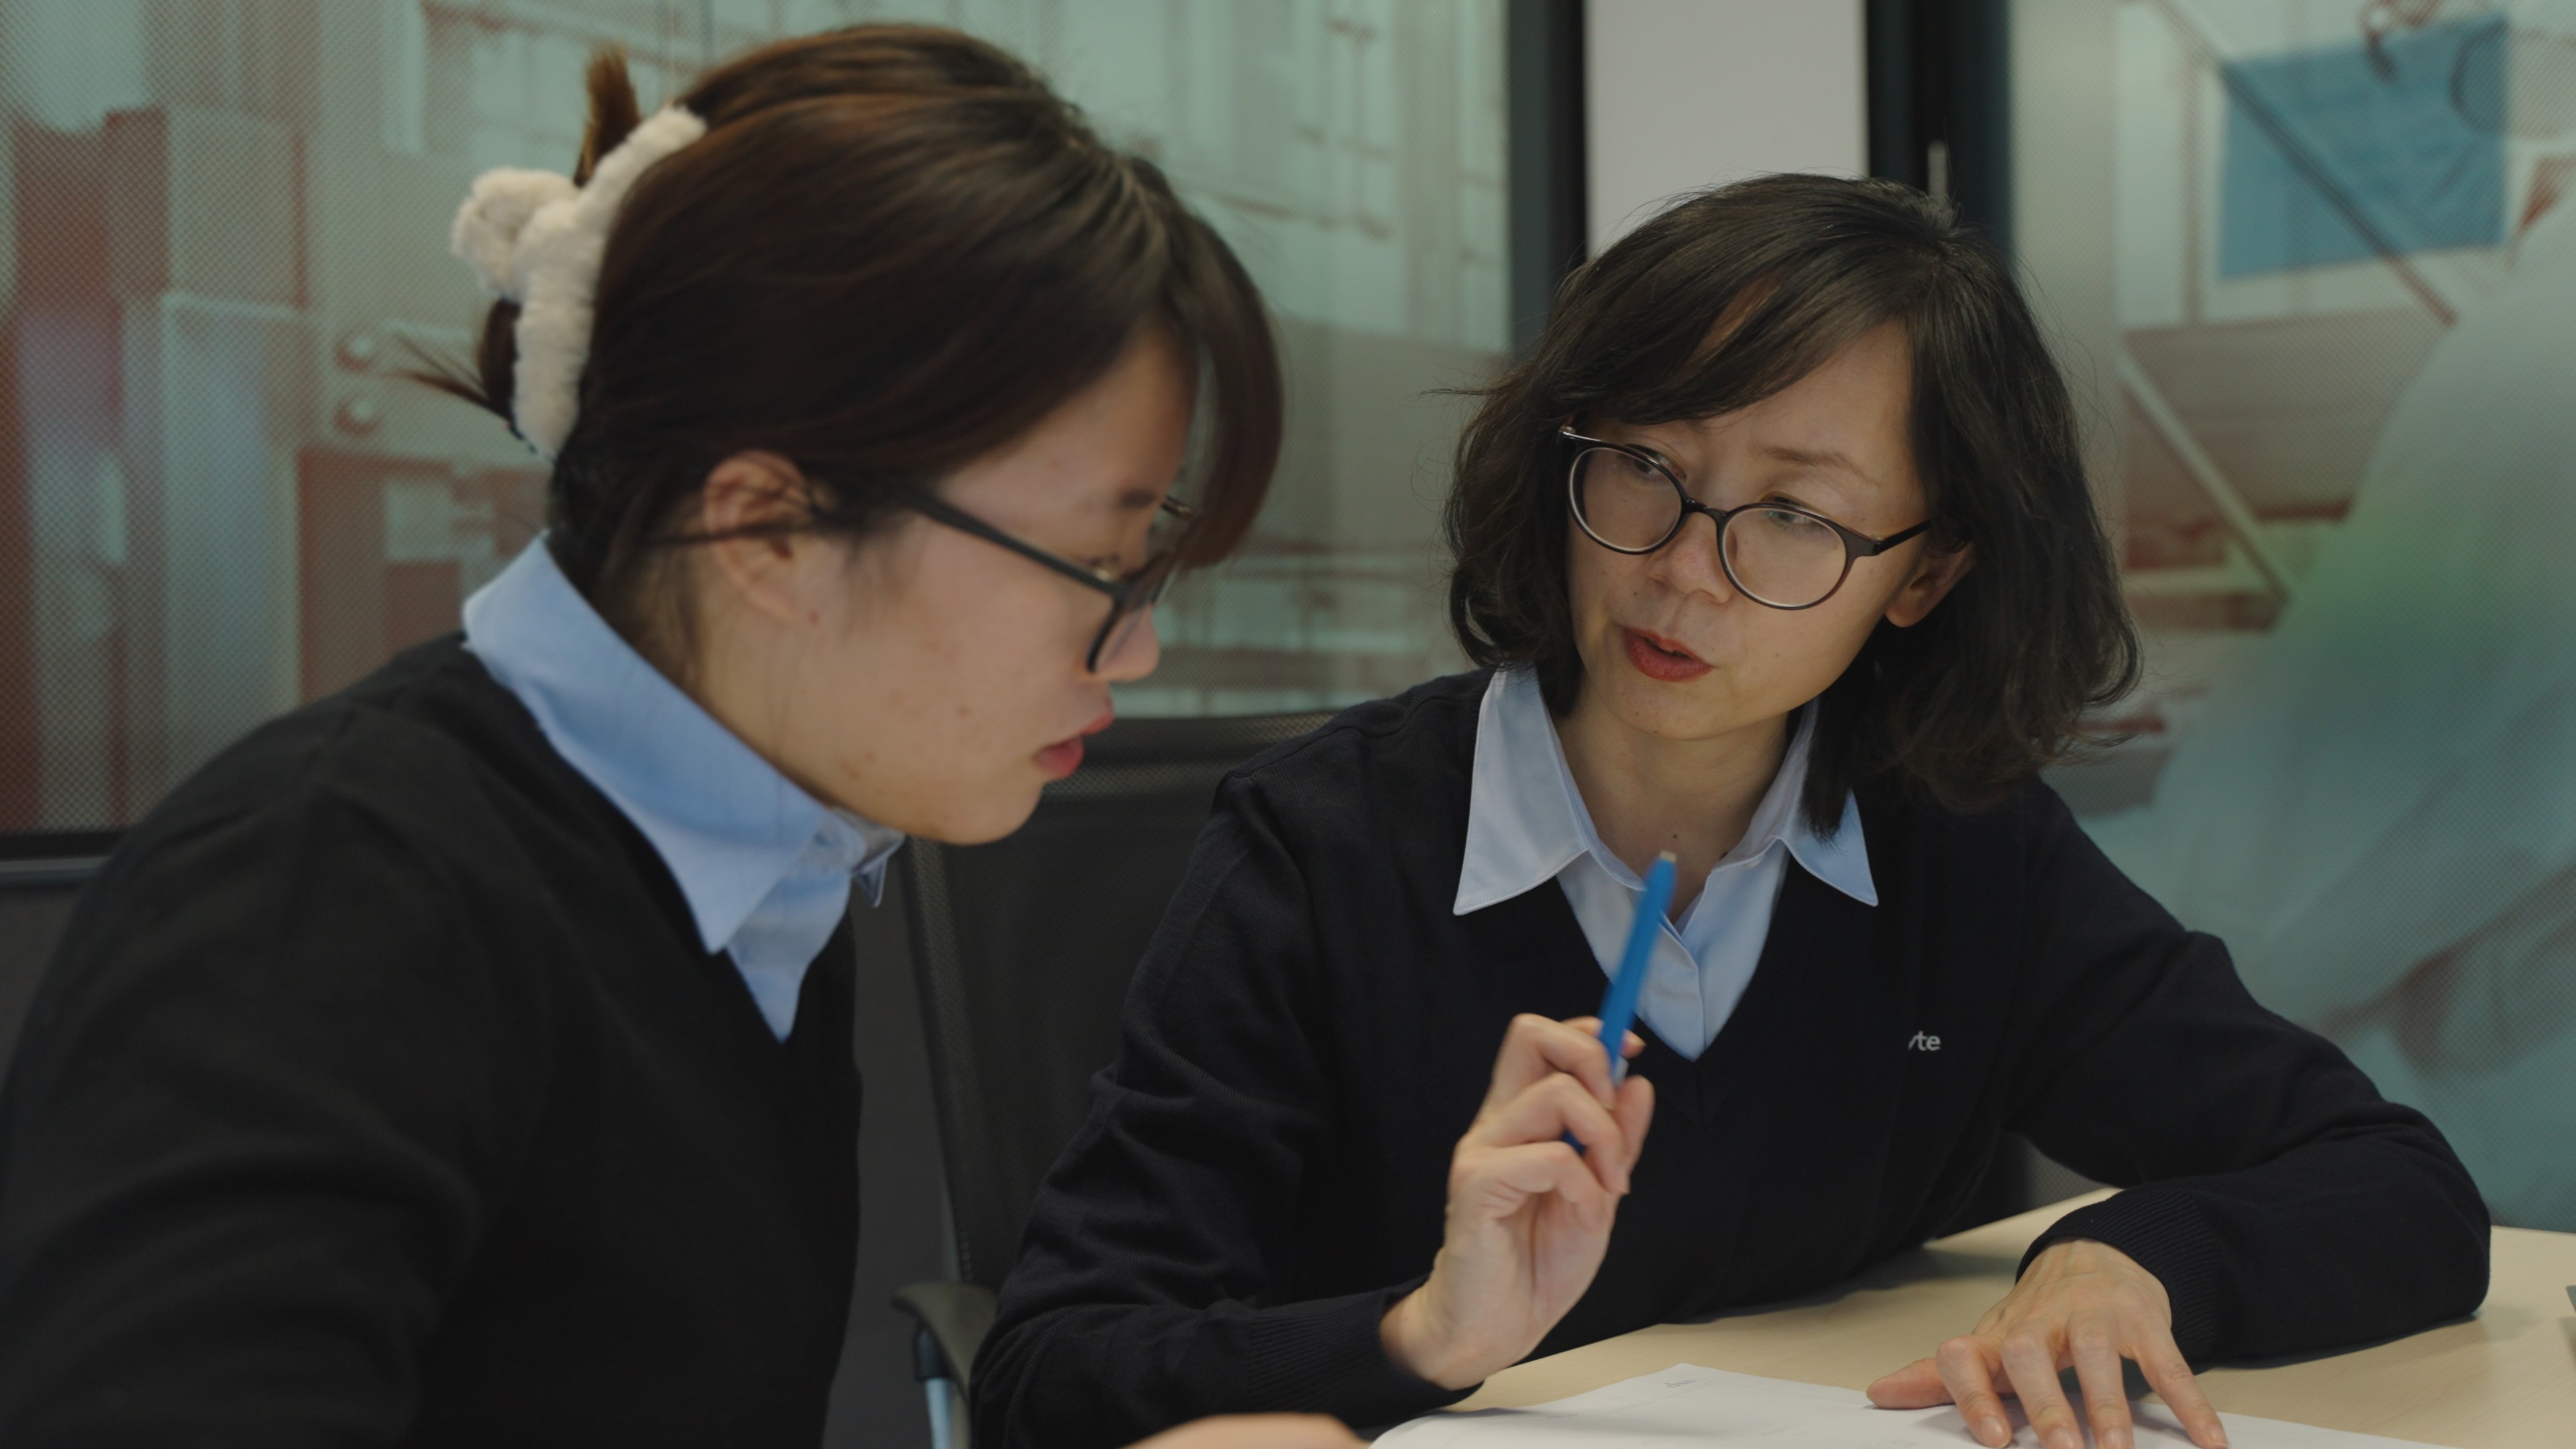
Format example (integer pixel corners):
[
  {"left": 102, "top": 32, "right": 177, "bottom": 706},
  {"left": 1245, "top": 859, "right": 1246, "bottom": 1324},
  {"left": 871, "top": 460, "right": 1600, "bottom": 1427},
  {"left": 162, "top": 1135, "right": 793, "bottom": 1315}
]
[
  {"left": 698, "top": 450, "right": 835, "bottom": 628},
  {"left": 1883, "top": 541, "right": 1974, "bottom": 629}
]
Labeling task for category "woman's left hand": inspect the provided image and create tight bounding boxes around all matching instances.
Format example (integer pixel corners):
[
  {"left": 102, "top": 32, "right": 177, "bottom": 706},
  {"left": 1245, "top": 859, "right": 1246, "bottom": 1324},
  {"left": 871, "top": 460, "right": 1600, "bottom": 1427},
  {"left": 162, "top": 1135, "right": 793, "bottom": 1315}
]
[
  {"left": 1126, "top": 1415, "right": 1362, "bottom": 1449},
  {"left": 1864, "top": 1238, "right": 2228, "bottom": 1449}
]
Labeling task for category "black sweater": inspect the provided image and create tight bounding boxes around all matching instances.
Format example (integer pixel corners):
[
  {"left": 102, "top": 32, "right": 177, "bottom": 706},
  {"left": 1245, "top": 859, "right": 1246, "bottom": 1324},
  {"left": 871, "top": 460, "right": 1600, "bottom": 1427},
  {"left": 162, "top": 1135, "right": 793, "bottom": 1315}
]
[
  {"left": 973, "top": 671, "right": 2489, "bottom": 1447},
  {"left": 0, "top": 637, "right": 860, "bottom": 1447}
]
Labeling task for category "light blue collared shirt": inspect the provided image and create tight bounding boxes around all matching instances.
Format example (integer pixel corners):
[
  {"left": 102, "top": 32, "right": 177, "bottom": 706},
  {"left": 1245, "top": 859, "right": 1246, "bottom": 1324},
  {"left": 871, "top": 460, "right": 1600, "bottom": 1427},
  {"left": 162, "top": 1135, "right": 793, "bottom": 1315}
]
[
  {"left": 462, "top": 539, "right": 904, "bottom": 1040},
  {"left": 1452, "top": 667, "right": 1876, "bottom": 1058}
]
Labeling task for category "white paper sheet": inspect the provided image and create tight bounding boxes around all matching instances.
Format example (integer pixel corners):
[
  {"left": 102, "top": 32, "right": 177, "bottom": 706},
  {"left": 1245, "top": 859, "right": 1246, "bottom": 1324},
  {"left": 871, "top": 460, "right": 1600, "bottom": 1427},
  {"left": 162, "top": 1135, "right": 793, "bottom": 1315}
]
[{"left": 1375, "top": 1364, "right": 2455, "bottom": 1449}]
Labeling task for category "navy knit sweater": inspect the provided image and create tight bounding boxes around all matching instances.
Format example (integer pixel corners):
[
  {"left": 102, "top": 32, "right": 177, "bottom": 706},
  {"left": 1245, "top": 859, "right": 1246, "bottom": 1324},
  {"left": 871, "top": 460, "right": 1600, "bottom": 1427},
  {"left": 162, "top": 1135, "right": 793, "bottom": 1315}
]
[
  {"left": 973, "top": 671, "right": 2489, "bottom": 1447},
  {"left": 0, "top": 637, "right": 860, "bottom": 1446}
]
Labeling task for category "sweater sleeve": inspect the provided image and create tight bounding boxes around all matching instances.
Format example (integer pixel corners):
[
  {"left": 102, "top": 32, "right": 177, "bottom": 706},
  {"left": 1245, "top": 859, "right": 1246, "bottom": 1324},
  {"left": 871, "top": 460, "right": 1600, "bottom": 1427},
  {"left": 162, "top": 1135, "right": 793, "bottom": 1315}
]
[
  {"left": 2000, "top": 784, "right": 2489, "bottom": 1362},
  {"left": 0, "top": 779, "right": 548, "bottom": 1445},
  {"left": 970, "top": 779, "right": 1464, "bottom": 1449}
]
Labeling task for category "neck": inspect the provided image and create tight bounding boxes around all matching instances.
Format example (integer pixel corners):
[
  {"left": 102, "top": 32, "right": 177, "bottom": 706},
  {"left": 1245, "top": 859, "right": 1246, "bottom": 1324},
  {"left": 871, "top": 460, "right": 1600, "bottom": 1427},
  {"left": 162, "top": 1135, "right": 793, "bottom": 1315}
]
[
  {"left": 1554, "top": 691, "right": 1792, "bottom": 916},
  {"left": 688, "top": 605, "right": 835, "bottom": 808}
]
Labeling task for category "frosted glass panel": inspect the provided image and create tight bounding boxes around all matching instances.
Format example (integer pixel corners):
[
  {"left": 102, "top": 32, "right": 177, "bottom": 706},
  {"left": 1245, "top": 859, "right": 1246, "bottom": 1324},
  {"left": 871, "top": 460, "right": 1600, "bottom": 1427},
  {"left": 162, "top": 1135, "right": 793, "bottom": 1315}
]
[
  {"left": 2020, "top": 0, "right": 2576, "bottom": 1231},
  {"left": 0, "top": 0, "right": 1505, "bottom": 828}
]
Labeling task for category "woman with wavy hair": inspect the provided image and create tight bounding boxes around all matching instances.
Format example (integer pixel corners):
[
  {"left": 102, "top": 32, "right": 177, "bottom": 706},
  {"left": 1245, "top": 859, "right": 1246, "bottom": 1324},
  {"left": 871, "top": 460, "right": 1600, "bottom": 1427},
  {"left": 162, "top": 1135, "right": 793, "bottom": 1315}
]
[
  {"left": 977, "top": 175, "right": 2489, "bottom": 1449},
  {"left": 0, "top": 25, "right": 1346, "bottom": 1449}
]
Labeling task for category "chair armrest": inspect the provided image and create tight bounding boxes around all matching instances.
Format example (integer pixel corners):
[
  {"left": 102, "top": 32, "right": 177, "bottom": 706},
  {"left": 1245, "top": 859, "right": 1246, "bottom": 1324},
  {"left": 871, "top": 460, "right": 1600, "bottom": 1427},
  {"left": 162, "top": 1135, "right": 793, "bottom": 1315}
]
[{"left": 892, "top": 1281, "right": 1000, "bottom": 1393}]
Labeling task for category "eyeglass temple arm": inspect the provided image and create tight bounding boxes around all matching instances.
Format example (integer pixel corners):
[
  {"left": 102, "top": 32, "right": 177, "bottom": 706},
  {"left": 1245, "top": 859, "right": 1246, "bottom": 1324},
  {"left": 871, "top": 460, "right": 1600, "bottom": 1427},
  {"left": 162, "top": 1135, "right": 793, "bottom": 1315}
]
[
  {"left": 1853, "top": 519, "right": 1936, "bottom": 555},
  {"left": 898, "top": 490, "right": 1115, "bottom": 590},
  {"left": 904, "top": 488, "right": 1195, "bottom": 595}
]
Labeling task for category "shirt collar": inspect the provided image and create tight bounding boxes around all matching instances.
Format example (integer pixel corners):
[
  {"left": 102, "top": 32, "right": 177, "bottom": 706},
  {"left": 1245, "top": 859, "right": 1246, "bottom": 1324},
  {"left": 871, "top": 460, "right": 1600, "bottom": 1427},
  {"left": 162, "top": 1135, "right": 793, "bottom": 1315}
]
[
  {"left": 462, "top": 538, "right": 904, "bottom": 955},
  {"left": 1454, "top": 667, "right": 1874, "bottom": 916}
]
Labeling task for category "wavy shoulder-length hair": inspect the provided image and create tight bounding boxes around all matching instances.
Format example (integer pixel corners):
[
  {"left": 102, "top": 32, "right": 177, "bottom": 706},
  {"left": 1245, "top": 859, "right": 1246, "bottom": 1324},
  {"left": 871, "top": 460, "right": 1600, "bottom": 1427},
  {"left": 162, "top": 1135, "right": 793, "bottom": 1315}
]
[{"left": 1446, "top": 173, "right": 2139, "bottom": 831}]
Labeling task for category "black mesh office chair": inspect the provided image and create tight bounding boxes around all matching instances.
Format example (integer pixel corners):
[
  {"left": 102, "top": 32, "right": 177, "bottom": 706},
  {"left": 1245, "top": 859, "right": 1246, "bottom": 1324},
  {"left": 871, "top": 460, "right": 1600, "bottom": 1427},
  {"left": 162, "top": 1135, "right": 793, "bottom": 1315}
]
[
  {"left": 890, "top": 710, "right": 1331, "bottom": 1448},
  {"left": 0, "top": 836, "right": 112, "bottom": 1075}
]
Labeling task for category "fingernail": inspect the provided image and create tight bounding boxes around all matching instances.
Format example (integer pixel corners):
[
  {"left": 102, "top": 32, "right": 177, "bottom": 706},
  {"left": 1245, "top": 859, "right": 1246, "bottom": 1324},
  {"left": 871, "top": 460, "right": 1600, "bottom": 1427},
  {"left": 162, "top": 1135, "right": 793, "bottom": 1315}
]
[{"left": 1980, "top": 1417, "right": 2008, "bottom": 1445}]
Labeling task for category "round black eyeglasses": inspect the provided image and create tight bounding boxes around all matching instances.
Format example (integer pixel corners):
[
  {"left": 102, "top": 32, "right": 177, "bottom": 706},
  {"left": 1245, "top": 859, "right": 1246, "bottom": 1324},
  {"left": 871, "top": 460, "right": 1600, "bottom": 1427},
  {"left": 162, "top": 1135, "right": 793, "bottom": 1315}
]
[
  {"left": 896, "top": 489, "right": 1193, "bottom": 672},
  {"left": 1560, "top": 425, "right": 1932, "bottom": 610}
]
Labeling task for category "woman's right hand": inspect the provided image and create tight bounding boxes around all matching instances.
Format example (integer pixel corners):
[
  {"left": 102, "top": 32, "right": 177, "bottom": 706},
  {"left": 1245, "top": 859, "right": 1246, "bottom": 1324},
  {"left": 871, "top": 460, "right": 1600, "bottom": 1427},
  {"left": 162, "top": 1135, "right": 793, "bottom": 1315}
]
[{"left": 1379, "top": 1013, "right": 1654, "bottom": 1390}]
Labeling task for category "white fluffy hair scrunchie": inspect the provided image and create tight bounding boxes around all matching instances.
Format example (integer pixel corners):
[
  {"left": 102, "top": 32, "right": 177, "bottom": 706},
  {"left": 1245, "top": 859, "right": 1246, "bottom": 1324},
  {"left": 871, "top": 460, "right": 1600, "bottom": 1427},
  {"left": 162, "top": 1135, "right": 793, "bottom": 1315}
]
[{"left": 447, "top": 105, "right": 709, "bottom": 460}]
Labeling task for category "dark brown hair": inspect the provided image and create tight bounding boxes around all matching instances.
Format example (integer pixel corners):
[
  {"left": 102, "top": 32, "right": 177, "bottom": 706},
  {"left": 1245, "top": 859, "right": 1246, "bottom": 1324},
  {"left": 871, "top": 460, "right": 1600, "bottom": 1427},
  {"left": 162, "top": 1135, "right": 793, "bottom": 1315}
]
[
  {"left": 429, "top": 26, "right": 1281, "bottom": 661},
  {"left": 1446, "top": 173, "right": 2139, "bottom": 830}
]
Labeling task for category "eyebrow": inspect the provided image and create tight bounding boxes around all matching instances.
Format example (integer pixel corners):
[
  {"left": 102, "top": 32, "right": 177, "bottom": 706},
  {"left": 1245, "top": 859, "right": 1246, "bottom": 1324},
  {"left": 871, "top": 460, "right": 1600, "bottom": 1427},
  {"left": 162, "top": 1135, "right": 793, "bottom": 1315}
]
[{"left": 1760, "top": 444, "right": 1878, "bottom": 488}]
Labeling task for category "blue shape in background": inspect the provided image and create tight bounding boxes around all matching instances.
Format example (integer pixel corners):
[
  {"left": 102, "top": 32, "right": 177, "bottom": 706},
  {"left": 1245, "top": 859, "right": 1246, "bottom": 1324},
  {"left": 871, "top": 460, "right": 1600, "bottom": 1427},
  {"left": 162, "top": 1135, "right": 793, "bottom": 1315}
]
[{"left": 2220, "top": 17, "right": 2506, "bottom": 277}]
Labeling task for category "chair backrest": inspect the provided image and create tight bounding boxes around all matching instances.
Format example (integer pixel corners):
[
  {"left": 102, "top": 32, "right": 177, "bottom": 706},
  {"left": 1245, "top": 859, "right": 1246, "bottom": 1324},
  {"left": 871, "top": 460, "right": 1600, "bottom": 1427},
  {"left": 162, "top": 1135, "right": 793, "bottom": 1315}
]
[
  {"left": 899, "top": 711, "right": 1332, "bottom": 1291},
  {"left": 0, "top": 839, "right": 113, "bottom": 1077}
]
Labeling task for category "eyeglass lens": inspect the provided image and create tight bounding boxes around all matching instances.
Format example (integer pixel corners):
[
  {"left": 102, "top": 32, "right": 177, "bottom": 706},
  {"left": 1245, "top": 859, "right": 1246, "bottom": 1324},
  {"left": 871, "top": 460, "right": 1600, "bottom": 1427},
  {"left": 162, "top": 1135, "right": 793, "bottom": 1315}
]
[
  {"left": 1085, "top": 548, "right": 1183, "bottom": 672},
  {"left": 1568, "top": 447, "right": 1852, "bottom": 608}
]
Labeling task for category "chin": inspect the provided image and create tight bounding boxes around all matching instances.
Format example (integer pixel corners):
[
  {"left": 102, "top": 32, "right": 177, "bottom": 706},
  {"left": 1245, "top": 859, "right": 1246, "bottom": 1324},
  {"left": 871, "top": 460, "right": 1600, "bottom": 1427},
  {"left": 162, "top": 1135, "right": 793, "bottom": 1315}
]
[
  {"left": 1585, "top": 643, "right": 1727, "bottom": 732},
  {"left": 1606, "top": 682, "right": 1720, "bottom": 737},
  {"left": 914, "top": 779, "right": 1046, "bottom": 847}
]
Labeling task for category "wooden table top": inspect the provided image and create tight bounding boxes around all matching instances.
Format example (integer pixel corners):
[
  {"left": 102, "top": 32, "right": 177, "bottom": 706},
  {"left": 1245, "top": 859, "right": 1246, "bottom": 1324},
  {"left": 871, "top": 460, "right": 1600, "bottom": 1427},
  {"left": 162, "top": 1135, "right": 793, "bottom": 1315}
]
[{"left": 1451, "top": 1192, "right": 2576, "bottom": 1448}]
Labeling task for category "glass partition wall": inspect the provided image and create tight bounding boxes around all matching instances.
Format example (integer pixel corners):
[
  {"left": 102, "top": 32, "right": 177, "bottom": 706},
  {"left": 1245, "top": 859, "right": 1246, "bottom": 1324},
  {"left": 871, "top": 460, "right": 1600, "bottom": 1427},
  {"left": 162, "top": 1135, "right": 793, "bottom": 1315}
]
[
  {"left": 2015, "top": 0, "right": 2576, "bottom": 1231},
  {"left": 0, "top": 0, "right": 1511, "bottom": 831}
]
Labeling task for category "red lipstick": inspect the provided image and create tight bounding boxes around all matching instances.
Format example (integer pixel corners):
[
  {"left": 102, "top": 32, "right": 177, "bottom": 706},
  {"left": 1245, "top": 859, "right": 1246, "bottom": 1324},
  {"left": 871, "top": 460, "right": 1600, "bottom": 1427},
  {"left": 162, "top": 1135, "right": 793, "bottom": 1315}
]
[{"left": 1623, "top": 627, "right": 1712, "bottom": 683}]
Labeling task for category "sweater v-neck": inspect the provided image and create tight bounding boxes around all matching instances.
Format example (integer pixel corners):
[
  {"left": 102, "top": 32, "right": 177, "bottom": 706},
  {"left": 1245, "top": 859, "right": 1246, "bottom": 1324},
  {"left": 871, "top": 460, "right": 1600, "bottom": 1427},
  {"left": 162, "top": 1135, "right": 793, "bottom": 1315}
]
[{"left": 1461, "top": 852, "right": 1881, "bottom": 1126}]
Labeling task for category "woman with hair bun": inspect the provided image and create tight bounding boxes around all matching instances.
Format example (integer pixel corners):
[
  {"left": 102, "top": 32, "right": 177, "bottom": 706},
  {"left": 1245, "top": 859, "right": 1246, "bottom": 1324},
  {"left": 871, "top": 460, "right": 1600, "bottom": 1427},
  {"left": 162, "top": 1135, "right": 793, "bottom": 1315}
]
[{"left": 0, "top": 26, "right": 1344, "bottom": 1449}]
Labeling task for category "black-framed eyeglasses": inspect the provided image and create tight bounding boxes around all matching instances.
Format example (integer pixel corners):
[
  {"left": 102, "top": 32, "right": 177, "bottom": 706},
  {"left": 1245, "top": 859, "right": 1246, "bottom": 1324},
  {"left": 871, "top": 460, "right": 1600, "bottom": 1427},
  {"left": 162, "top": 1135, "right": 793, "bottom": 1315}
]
[
  {"left": 1559, "top": 425, "right": 1933, "bottom": 611},
  {"left": 897, "top": 489, "right": 1195, "bottom": 672}
]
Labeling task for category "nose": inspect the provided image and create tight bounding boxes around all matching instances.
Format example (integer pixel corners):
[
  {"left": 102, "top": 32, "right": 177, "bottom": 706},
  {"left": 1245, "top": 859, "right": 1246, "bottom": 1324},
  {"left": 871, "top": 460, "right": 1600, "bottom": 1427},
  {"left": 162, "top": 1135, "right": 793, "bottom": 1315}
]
[
  {"left": 1647, "top": 505, "right": 1741, "bottom": 604},
  {"left": 1091, "top": 606, "right": 1163, "bottom": 682}
]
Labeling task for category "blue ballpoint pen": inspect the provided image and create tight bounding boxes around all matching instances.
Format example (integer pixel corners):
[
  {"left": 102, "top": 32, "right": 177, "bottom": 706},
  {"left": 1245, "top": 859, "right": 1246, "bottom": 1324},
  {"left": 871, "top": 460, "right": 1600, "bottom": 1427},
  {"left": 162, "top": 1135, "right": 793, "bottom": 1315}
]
[
  {"left": 1599, "top": 851, "right": 1678, "bottom": 1087},
  {"left": 1567, "top": 850, "right": 1677, "bottom": 1151}
]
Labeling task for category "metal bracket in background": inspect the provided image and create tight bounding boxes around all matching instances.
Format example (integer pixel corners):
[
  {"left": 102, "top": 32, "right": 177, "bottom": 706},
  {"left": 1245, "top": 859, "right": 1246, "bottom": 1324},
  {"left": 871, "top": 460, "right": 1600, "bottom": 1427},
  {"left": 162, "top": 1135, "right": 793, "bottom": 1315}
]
[{"left": 2117, "top": 348, "right": 2297, "bottom": 605}]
